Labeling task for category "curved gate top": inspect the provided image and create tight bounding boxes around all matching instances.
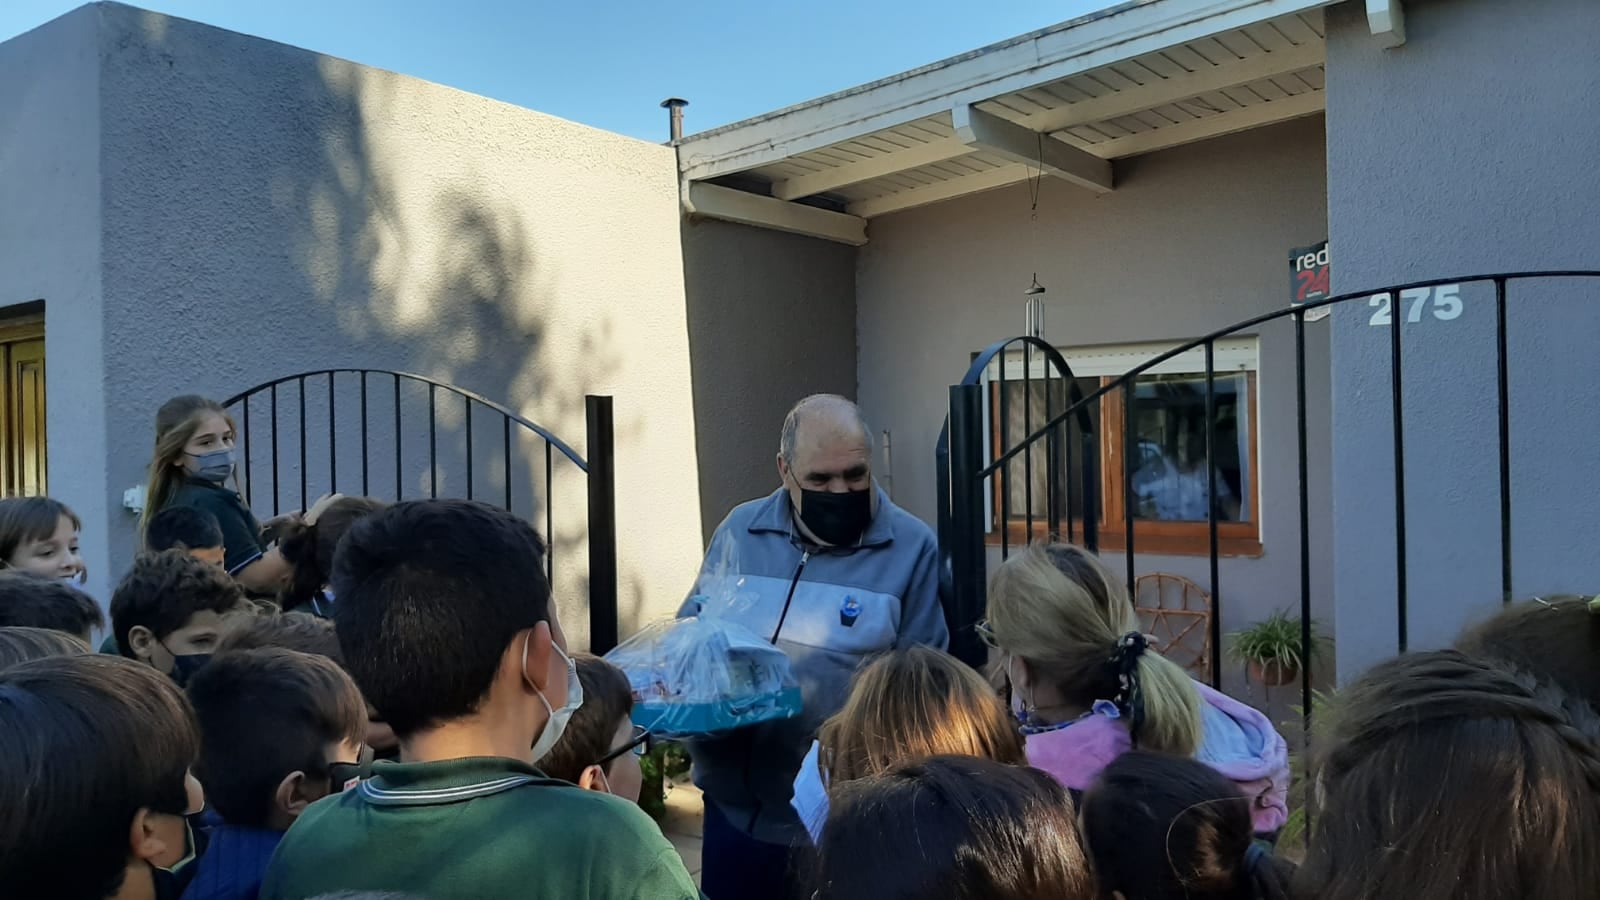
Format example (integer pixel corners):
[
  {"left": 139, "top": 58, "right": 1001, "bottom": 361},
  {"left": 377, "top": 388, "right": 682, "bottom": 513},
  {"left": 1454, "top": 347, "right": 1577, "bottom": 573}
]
[{"left": 223, "top": 369, "right": 620, "bottom": 653}]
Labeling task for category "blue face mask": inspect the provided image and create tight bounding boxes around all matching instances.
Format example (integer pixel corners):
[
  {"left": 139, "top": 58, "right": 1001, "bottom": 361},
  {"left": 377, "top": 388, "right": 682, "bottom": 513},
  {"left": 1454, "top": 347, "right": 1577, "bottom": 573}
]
[{"left": 186, "top": 448, "right": 235, "bottom": 484}]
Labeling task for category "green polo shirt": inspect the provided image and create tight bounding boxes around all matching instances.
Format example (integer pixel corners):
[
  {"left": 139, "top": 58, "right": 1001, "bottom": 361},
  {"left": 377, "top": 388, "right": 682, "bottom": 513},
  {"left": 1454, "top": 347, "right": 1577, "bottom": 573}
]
[{"left": 259, "top": 756, "right": 700, "bottom": 900}]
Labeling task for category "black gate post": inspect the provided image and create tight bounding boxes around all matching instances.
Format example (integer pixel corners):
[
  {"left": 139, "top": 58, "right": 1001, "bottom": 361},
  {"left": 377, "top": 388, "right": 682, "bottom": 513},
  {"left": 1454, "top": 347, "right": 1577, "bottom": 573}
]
[
  {"left": 947, "top": 383, "right": 987, "bottom": 668},
  {"left": 585, "top": 395, "right": 619, "bottom": 654}
]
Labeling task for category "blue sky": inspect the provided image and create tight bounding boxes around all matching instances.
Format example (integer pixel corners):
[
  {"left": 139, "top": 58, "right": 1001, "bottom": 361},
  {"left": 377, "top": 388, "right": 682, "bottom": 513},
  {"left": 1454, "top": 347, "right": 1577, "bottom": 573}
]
[{"left": 1, "top": 0, "right": 1113, "bottom": 142}]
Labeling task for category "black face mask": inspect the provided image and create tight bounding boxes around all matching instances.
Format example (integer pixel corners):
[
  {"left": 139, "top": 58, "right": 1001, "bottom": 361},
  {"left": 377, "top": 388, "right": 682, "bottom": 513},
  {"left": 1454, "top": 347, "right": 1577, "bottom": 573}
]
[
  {"left": 797, "top": 487, "right": 872, "bottom": 547},
  {"left": 168, "top": 653, "right": 213, "bottom": 687}
]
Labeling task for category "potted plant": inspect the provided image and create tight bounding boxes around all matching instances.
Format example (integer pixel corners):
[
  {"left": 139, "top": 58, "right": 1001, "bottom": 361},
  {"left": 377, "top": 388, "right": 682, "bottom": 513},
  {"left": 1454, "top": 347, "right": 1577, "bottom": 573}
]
[{"left": 1228, "top": 611, "right": 1325, "bottom": 687}]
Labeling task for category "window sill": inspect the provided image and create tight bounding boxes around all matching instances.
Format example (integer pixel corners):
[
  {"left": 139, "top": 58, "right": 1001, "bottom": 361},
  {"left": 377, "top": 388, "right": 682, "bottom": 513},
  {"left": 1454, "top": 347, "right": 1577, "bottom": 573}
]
[{"left": 986, "top": 521, "right": 1264, "bottom": 559}]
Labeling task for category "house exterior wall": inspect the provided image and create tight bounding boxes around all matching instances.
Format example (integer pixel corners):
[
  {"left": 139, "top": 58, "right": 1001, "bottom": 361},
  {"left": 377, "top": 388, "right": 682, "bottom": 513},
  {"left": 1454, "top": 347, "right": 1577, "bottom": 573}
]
[
  {"left": 6, "top": 3, "right": 707, "bottom": 643},
  {"left": 1325, "top": 0, "right": 1600, "bottom": 678},
  {"left": 857, "top": 116, "right": 1332, "bottom": 698},
  {"left": 0, "top": 8, "right": 110, "bottom": 599},
  {"left": 679, "top": 218, "right": 857, "bottom": 543}
]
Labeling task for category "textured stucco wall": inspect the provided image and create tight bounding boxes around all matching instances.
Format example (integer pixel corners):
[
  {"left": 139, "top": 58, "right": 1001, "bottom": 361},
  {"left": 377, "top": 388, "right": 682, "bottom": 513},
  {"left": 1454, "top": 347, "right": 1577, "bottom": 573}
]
[
  {"left": 75, "top": 2, "right": 702, "bottom": 642},
  {"left": 680, "top": 218, "right": 857, "bottom": 542},
  {"left": 0, "top": 8, "right": 111, "bottom": 604},
  {"left": 857, "top": 116, "right": 1332, "bottom": 699},
  {"left": 1325, "top": 0, "right": 1600, "bottom": 678}
]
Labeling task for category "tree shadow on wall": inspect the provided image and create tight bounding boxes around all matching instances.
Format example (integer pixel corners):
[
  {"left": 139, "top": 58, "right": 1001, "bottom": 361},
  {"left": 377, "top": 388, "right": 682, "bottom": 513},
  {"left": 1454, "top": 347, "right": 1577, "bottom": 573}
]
[{"left": 108, "top": 7, "right": 643, "bottom": 645}]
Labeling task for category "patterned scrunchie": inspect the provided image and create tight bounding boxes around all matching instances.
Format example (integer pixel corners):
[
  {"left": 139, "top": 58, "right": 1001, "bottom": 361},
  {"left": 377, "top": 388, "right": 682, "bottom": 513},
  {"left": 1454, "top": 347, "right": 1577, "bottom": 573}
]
[{"left": 1109, "top": 631, "right": 1148, "bottom": 745}]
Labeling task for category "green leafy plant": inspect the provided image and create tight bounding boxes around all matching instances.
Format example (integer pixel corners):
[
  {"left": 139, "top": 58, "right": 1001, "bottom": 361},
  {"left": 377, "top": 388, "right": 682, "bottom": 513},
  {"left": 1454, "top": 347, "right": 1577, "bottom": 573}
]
[
  {"left": 1275, "top": 688, "right": 1333, "bottom": 859},
  {"left": 1227, "top": 610, "right": 1327, "bottom": 679},
  {"left": 638, "top": 741, "right": 693, "bottom": 822}
]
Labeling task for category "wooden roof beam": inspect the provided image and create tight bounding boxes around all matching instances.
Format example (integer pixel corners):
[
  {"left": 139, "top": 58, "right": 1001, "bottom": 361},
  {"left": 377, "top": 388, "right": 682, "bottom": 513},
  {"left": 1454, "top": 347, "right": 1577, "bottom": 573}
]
[{"left": 952, "top": 103, "right": 1113, "bottom": 194}]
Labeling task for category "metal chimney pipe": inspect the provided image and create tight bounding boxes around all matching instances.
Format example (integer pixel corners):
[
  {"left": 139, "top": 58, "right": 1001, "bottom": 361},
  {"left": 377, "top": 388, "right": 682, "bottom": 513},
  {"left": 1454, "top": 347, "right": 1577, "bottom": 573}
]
[{"left": 661, "top": 97, "right": 688, "bottom": 143}]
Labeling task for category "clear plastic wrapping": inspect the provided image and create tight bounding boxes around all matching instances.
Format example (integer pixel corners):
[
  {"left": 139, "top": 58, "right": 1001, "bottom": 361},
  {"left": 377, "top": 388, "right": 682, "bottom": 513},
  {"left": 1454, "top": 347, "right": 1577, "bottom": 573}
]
[{"left": 605, "top": 533, "right": 802, "bottom": 738}]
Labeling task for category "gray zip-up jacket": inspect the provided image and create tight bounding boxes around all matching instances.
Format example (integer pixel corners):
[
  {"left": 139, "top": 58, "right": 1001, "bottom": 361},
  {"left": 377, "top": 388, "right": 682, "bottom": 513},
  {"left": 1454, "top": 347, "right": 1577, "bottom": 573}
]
[{"left": 678, "top": 486, "right": 949, "bottom": 845}]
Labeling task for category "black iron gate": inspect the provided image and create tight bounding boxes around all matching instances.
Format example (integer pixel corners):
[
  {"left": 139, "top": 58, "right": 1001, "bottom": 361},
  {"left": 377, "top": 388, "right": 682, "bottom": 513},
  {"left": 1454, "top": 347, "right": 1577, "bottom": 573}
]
[
  {"left": 941, "top": 271, "right": 1600, "bottom": 739},
  {"left": 223, "top": 370, "right": 620, "bottom": 653},
  {"left": 936, "top": 336, "right": 1100, "bottom": 667}
]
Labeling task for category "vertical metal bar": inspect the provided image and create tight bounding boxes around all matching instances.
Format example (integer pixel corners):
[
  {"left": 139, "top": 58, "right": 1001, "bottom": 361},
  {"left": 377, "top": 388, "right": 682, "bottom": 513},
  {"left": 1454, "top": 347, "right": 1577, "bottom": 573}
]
[
  {"left": 1046, "top": 366, "right": 1062, "bottom": 543},
  {"left": 1023, "top": 342, "right": 1035, "bottom": 544},
  {"left": 465, "top": 397, "right": 474, "bottom": 501},
  {"left": 545, "top": 442, "right": 554, "bottom": 587},
  {"left": 1390, "top": 291, "right": 1409, "bottom": 652},
  {"left": 999, "top": 346, "right": 1011, "bottom": 558},
  {"left": 270, "top": 384, "right": 281, "bottom": 516},
  {"left": 936, "top": 430, "right": 951, "bottom": 571},
  {"left": 586, "top": 395, "right": 619, "bottom": 654},
  {"left": 947, "top": 384, "right": 987, "bottom": 667},
  {"left": 503, "top": 417, "right": 513, "bottom": 511},
  {"left": 298, "top": 377, "right": 308, "bottom": 513},
  {"left": 360, "top": 373, "right": 369, "bottom": 496},
  {"left": 328, "top": 373, "right": 337, "bottom": 494},
  {"left": 1123, "top": 380, "right": 1137, "bottom": 591},
  {"left": 242, "top": 396, "right": 253, "bottom": 507},
  {"left": 1064, "top": 408, "right": 1076, "bottom": 545},
  {"left": 1204, "top": 341, "right": 1222, "bottom": 689},
  {"left": 1082, "top": 423, "right": 1100, "bottom": 554},
  {"left": 428, "top": 385, "right": 438, "bottom": 498},
  {"left": 1495, "top": 278, "right": 1513, "bottom": 604},
  {"left": 1295, "top": 312, "right": 1313, "bottom": 741},
  {"left": 393, "top": 375, "right": 402, "bottom": 502}
]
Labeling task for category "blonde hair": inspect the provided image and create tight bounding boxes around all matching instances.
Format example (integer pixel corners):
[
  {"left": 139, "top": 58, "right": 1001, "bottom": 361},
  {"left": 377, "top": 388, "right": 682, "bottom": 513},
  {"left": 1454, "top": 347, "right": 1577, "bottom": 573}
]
[
  {"left": 139, "top": 395, "right": 236, "bottom": 538},
  {"left": 0, "top": 626, "right": 89, "bottom": 669},
  {"left": 818, "top": 646, "right": 1026, "bottom": 785},
  {"left": 986, "top": 543, "right": 1201, "bottom": 755}
]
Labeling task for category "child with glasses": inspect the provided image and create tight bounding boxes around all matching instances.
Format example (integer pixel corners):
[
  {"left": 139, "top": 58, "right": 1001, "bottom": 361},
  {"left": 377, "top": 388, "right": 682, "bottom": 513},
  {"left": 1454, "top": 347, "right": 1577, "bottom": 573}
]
[
  {"left": 536, "top": 653, "right": 650, "bottom": 804},
  {"left": 182, "top": 647, "right": 368, "bottom": 900}
]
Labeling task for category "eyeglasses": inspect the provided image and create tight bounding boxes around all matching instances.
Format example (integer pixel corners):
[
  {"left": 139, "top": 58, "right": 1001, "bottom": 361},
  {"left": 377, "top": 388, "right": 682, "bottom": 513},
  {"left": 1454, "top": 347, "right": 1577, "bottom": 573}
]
[
  {"left": 327, "top": 743, "right": 375, "bottom": 792},
  {"left": 974, "top": 618, "right": 1001, "bottom": 650},
  {"left": 596, "top": 724, "right": 652, "bottom": 767}
]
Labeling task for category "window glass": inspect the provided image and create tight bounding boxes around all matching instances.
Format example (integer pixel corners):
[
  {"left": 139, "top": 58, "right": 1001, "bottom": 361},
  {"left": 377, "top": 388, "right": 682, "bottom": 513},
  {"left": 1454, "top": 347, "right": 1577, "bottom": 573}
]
[{"left": 1128, "top": 372, "right": 1250, "bottom": 523}]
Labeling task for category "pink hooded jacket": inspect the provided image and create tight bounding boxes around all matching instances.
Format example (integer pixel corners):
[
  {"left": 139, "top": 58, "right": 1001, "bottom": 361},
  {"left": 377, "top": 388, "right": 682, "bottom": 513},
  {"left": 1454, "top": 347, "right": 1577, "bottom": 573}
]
[{"left": 1024, "top": 680, "right": 1289, "bottom": 834}]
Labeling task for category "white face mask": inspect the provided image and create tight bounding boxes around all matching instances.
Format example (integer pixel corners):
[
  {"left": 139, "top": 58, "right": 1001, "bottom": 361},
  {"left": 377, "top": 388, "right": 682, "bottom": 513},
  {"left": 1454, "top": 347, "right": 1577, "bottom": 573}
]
[{"left": 526, "top": 633, "right": 583, "bottom": 762}]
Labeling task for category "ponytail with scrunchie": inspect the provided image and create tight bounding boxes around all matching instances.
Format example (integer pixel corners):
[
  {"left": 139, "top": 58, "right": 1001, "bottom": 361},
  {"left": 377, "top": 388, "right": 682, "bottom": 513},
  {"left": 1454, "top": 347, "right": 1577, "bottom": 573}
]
[{"left": 1108, "top": 631, "right": 1149, "bottom": 746}]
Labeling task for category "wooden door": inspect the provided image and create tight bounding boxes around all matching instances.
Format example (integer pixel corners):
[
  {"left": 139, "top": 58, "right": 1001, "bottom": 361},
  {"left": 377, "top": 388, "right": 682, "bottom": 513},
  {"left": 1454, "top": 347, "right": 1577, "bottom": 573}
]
[{"left": 0, "top": 322, "right": 46, "bottom": 496}]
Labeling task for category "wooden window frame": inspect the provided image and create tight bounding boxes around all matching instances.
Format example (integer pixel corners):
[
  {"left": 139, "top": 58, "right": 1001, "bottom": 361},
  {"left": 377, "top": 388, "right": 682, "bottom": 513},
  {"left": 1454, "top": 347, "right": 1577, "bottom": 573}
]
[{"left": 988, "top": 372, "right": 1262, "bottom": 558}]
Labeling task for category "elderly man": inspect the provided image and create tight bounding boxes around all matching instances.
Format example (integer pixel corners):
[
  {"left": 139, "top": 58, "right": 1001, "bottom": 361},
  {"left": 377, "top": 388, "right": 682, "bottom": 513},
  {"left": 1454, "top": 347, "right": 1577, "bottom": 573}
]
[{"left": 680, "top": 394, "right": 948, "bottom": 899}]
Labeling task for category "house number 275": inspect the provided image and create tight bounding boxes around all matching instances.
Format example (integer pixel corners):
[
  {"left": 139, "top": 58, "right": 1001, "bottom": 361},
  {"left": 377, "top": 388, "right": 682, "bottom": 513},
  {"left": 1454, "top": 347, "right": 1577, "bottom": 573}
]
[{"left": 1368, "top": 285, "right": 1463, "bottom": 326}]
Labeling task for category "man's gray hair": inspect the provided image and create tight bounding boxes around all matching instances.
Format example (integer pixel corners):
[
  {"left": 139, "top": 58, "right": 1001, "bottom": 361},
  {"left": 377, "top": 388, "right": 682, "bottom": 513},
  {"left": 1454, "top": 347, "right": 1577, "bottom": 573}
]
[{"left": 779, "top": 394, "right": 873, "bottom": 465}]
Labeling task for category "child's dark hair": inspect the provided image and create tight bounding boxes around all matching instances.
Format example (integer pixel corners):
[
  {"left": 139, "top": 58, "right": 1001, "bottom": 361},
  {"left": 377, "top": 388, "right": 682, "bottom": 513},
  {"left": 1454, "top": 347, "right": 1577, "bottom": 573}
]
[
  {"left": 0, "top": 496, "right": 79, "bottom": 564},
  {"left": 111, "top": 549, "right": 245, "bottom": 655},
  {"left": 146, "top": 505, "right": 225, "bottom": 554},
  {"left": 0, "top": 654, "right": 198, "bottom": 899},
  {"left": 536, "top": 653, "right": 635, "bottom": 783},
  {"left": 1082, "top": 751, "right": 1293, "bottom": 900},
  {"left": 188, "top": 647, "right": 366, "bottom": 827},
  {"left": 221, "top": 611, "right": 344, "bottom": 664},
  {"left": 0, "top": 571, "right": 103, "bottom": 637},
  {"left": 331, "top": 499, "right": 550, "bottom": 738},
  {"left": 1455, "top": 594, "right": 1600, "bottom": 734},
  {"left": 1299, "top": 650, "right": 1600, "bottom": 900},
  {"left": 812, "top": 755, "right": 1095, "bottom": 900},
  {"left": 0, "top": 626, "right": 89, "bottom": 669},
  {"left": 278, "top": 496, "right": 387, "bottom": 613}
]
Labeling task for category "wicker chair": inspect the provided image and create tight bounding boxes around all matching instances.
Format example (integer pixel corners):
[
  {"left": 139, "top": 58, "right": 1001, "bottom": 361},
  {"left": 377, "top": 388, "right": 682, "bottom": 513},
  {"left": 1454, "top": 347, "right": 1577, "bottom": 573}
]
[{"left": 1133, "top": 573, "right": 1212, "bottom": 684}]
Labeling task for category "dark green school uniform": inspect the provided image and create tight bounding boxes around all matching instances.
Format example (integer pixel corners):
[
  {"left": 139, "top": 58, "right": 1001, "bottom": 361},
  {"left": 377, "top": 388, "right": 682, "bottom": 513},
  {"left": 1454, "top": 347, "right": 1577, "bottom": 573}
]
[
  {"left": 167, "top": 479, "right": 266, "bottom": 575},
  {"left": 259, "top": 756, "right": 700, "bottom": 900}
]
